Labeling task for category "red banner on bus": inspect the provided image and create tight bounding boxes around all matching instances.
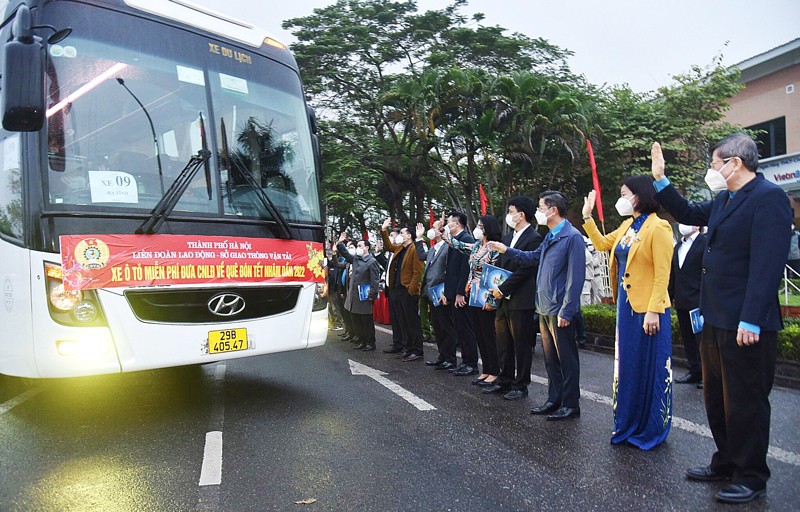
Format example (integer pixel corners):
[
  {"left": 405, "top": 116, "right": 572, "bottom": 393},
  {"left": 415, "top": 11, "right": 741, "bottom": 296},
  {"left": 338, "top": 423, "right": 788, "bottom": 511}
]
[{"left": 60, "top": 234, "right": 326, "bottom": 291}]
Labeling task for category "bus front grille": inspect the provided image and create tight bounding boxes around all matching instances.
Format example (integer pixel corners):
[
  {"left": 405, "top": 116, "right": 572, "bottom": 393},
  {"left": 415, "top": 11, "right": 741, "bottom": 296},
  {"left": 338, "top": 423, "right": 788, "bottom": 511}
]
[{"left": 124, "top": 286, "right": 302, "bottom": 323}]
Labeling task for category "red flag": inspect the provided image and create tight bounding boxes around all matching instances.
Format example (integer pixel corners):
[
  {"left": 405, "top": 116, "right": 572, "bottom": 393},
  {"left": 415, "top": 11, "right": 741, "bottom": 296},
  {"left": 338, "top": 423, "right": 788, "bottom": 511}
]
[
  {"left": 429, "top": 206, "right": 435, "bottom": 228},
  {"left": 586, "top": 139, "right": 604, "bottom": 223},
  {"left": 479, "top": 184, "right": 488, "bottom": 216},
  {"left": 364, "top": 230, "right": 369, "bottom": 241}
]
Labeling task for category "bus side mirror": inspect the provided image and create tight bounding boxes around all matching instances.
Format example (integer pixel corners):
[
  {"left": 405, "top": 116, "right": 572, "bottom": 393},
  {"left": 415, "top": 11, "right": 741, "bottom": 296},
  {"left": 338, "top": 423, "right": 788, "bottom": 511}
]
[{"left": 2, "top": 6, "right": 45, "bottom": 132}]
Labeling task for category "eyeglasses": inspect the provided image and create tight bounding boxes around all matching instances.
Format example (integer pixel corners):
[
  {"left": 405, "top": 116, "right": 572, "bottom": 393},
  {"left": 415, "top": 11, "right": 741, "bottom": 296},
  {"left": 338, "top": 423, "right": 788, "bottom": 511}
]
[{"left": 710, "top": 156, "right": 734, "bottom": 168}]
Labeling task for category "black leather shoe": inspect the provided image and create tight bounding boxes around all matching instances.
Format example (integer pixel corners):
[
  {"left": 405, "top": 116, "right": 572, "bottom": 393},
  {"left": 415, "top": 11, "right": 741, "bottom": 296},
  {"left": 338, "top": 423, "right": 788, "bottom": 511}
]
[
  {"left": 383, "top": 346, "right": 402, "bottom": 354},
  {"left": 675, "top": 373, "right": 702, "bottom": 384},
  {"left": 547, "top": 406, "right": 580, "bottom": 421},
  {"left": 397, "top": 350, "right": 412, "bottom": 359},
  {"left": 478, "top": 379, "right": 499, "bottom": 388},
  {"left": 696, "top": 382, "right": 704, "bottom": 389},
  {"left": 471, "top": 376, "right": 488, "bottom": 385},
  {"left": 361, "top": 345, "right": 376, "bottom": 352},
  {"left": 448, "top": 363, "right": 466, "bottom": 373},
  {"left": 716, "top": 484, "right": 765, "bottom": 504},
  {"left": 530, "top": 401, "right": 561, "bottom": 415},
  {"left": 685, "top": 466, "right": 732, "bottom": 482},
  {"left": 402, "top": 353, "right": 423, "bottom": 362},
  {"left": 352, "top": 343, "right": 366, "bottom": 350},
  {"left": 426, "top": 359, "right": 445, "bottom": 367},
  {"left": 436, "top": 361, "right": 456, "bottom": 370},
  {"left": 482, "top": 383, "right": 511, "bottom": 394},
  {"left": 453, "top": 365, "right": 477, "bottom": 376},
  {"left": 504, "top": 389, "right": 528, "bottom": 400}
]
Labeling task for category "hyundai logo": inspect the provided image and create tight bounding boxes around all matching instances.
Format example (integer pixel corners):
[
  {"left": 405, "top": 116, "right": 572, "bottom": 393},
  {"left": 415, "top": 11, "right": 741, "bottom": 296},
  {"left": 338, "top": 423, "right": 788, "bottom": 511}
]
[{"left": 208, "top": 293, "right": 246, "bottom": 317}]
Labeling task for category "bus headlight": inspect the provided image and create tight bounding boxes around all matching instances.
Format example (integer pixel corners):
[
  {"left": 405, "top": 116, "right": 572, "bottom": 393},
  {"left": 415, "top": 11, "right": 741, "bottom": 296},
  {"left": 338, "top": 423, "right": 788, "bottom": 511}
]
[
  {"left": 44, "top": 262, "right": 108, "bottom": 327},
  {"left": 49, "top": 282, "right": 82, "bottom": 311}
]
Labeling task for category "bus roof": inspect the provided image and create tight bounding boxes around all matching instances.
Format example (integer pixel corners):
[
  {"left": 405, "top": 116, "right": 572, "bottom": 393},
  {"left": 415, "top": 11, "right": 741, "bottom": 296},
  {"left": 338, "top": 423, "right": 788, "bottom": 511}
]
[{"left": 123, "top": 0, "right": 282, "bottom": 48}]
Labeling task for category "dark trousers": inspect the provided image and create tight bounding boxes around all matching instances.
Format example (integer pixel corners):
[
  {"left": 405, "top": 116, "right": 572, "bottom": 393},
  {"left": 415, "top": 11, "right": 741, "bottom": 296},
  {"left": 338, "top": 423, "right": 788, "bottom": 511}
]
[
  {"left": 386, "top": 287, "right": 405, "bottom": 350},
  {"left": 444, "top": 301, "right": 477, "bottom": 366},
  {"left": 573, "top": 308, "right": 586, "bottom": 341},
  {"left": 396, "top": 287, "right": 424, "bottom": 355},
  {"left": 338, "top": 294, "right": 355, "bottom": 336},
  {"left": 676, "top": 308, "right": 702, "bottom": 376},
  {"left": 701, "top": 325, "right": 776, "bottom": 490},
  {"left": 350, "top": 311, "right": 376, "bottom": 347},
  {"left": 495, "top": 306, "right": 536, "bottom": 390},
  {"left": 432, "top": 299, "right": 457, "bottom": 364},
  {"left": 539, "top": 314, "right": 580, "bottom": 408},
  {"left": 469, "top": 306, "right": 499, "bottom": 376}
]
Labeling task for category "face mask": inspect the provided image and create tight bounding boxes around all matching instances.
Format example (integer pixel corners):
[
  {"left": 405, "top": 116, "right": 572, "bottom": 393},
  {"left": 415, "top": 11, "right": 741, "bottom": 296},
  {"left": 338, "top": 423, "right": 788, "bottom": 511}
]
[
  {"left": 472, "top": 227, "right": 484, "bottom": 240},
  {"left": 615, "top": 197, "right": 634, "bottom": 217},
  {"left": 505, "top": 212, "right": 520, "bottom": 228},
  {"left": 355, "top": 247, "right": 366, "bottom": 257},
  {"left": 678, "top": 224, "right": 695, "bottom": 237},
  {"left": 395, "top": 235, "right": 406, "bottom": 245},
  {"left": 347, "top": 247, "right": 356, "bottom": 255},
  {"left": 704, "top": 160, "right": 734, "bottom": 193},
  {"left": 534, "top": 209, "right": 550, "bottom": 226},
  {"left": 426, "top": 228, "right": 437, "bottom": 239}
]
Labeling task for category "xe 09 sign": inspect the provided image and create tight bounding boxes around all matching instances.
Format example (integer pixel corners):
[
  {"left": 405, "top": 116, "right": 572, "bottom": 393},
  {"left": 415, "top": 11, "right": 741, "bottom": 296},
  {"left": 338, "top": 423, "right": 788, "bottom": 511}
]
[{"left": 60, "top": 234, "right": 326, "bottom": 291}]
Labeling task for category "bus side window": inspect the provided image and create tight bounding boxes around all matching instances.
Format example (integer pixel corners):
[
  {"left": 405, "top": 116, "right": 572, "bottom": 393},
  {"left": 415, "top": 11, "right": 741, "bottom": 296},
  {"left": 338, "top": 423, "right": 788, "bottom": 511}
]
[{"left": 0, "top": 132, "right": 23, "bottom": 239}]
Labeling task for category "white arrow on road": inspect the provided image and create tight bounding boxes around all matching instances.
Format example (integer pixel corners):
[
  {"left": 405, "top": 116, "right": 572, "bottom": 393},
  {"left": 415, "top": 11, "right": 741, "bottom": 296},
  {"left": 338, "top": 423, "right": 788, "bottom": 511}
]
[{"left": 349, "top": 359, "right": 436, "bottom": 411}]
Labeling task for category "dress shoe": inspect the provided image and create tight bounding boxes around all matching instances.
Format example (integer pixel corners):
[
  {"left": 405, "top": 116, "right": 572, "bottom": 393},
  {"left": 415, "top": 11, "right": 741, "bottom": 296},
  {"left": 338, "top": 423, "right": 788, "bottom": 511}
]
[
  {"left": 448, "top": 363, "right": 466, "bottom": 373},
  {"left": 482, "top": 383, "right": 511, "bottom": 394},
  {"left": 716, "top": 484, "right": 765, "bottom": 504},
  {"left": 478, "top": 378, "right": 499, "bottom": 388},
  {"left": 674, "top": 373, "right": 702, "bottom": 384},
  {"left": 435, "top": 361, "right": 457, "bottom": 370},
  {"left": 383, "top": 346, "right": 402, "bottom": 354},
  {"left": 361, "top": 345, "right": 376, "bottom": 352},
  {"left": 546, "top": 406, "right": 580, "bottom": 421},
  {"left": 471, "top": 376, "right": 488, "bottom": 385},
  {"left": 397, "top": 350, "right": 412, "bottom": 359},
  {"left": 352, "top": 343, "right": 366, "bottom": 350},
  {"left": 696, "top": 382, "right": 704, "bottom": 390},
  {"left": 685, "top": 466, "right": 732, "bottom": 482},
  {"left": 530, "top": 401, "right": 561, "bottom": 415},
  {"left": 425, "top": 359, "right": 445, "bottom": 367},
  {"left": 402, "top": 353, "right": 423, "bottom": 362},
  {"left": 503, "top": 388, "right": 528, "bottom": 400},
  {"left": 453, "top": 365, "right": 477, "bottom": 376}
]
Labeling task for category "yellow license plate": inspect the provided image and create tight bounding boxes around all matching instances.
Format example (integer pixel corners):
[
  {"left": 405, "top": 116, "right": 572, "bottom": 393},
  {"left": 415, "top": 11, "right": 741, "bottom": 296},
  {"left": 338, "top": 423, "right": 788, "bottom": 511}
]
[{"left": 208, "top": 328, "right": 248, "bottom": 354}]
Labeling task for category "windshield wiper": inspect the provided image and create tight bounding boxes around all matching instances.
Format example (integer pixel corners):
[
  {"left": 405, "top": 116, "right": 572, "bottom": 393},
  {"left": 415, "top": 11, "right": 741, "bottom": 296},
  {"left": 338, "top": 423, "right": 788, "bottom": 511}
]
[
  {"left": 116, "top": 77, "right": 165, "bottom": 195},
  {"left": 220, "top": 117, "right": 293, "bottom": 239},
  {"left": 135, "top": 112, "right": 212, "bottom": 234}
]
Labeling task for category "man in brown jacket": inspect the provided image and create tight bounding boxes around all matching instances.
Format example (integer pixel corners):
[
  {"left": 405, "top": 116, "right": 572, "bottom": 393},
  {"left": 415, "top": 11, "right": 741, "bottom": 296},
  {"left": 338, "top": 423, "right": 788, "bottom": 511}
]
[{"left": 381, "top": 218, "right": 425, "bottom": 361}]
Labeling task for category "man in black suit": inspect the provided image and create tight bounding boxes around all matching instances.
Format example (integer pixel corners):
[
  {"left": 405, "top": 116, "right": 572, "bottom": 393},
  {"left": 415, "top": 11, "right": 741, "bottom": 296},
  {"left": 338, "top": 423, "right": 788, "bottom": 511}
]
[
  {"left": 441, "top": 211, "right": 478, "bottom": 376},
  {"left": 652, "top": 134, "right": 792, "bottom": 505},
  {"left": 669, "top": 224, "right": 707, "bottom": 387},
  {"left": 483, "top": 196, "right": 543, "bottom": 400}
]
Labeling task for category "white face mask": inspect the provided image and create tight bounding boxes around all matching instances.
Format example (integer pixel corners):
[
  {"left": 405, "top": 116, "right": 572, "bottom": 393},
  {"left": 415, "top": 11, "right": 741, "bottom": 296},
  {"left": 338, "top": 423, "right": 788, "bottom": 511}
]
[
  {"left": 347, "top": 247, "right": 356, "bottom": 255},
  {"left": 426, "top": 228, "right": 437, "bottom": 240},
  {"left": 704, "top": 159, "right": 734, "bottom": 193},
  {"left": 678, "top": 224, "right": 696, "bottom": 237},
  {"left": 534, "top": 209, "right": 550, "bottom": 226},
  {"left": 505, "top": 212, "right": 520, "bottom": 228},
  {"left": 472, "top": 227, "right": 484, "bottom": 240},
  {"left": 615, "top": 197, "right": 634, "bottom": 217},
  {"left": 394, "top": 235, "right": 406, "bottom": 245},
  {"left": 355, "top": 247, "right": 366, "bottom": 257}
]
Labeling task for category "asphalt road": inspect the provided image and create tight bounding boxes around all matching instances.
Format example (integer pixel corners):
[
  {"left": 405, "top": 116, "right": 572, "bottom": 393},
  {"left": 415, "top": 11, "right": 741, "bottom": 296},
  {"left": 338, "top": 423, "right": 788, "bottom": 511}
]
[{"left": 1, "top": 328, "right": 798, "bottom": 511}]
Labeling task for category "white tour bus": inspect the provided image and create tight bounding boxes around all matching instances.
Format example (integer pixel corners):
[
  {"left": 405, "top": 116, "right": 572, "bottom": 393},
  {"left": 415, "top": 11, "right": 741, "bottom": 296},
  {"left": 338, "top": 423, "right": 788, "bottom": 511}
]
[{"left": 0, "top": 0, "right": 328, "bottom": 378}]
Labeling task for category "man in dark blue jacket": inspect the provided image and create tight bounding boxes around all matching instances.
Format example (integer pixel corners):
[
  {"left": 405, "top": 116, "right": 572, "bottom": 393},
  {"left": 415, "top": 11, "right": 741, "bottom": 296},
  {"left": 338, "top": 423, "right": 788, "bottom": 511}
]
[
  {"left": 652, "top": 134, "right": 792, "bottom": 505},
  {"left": 490, "top": 191, "right": 585, "bottom": 420}
]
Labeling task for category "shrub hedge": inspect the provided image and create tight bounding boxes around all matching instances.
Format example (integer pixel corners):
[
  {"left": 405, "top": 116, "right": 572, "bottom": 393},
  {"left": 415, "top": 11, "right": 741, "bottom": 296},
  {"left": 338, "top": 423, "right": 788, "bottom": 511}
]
[{"left": 581, "top": 303, "right": 800, "bottom": 362}]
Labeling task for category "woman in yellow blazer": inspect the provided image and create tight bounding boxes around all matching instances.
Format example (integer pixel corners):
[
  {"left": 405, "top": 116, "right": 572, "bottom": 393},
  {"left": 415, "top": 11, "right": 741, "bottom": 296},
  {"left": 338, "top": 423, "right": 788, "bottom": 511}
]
[{"left": 582, "top": 174, "right": 674, "bottom": 450}]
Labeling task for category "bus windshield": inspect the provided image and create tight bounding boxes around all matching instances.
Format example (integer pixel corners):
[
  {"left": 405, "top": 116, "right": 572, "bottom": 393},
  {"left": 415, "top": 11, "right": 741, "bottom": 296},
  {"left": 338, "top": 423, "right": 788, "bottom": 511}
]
[{"left": 45, "top": 28, "right": 320, "bottom": 224}]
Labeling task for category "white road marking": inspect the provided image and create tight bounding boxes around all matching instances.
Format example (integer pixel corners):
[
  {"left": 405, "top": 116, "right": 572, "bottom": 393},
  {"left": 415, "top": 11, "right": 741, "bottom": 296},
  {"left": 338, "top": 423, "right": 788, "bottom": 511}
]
[
  {"left": 0, "top": 388, "right": 42, "bottom": 415},
  {"left": 199, "top": 431, "right": 223, "bottom": 486},
  {"left": 349, "top": 359, "right": 436, "bottom": 411},
  {"left": 371, "top": 327, "right": 800, "bottom": 467}
]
